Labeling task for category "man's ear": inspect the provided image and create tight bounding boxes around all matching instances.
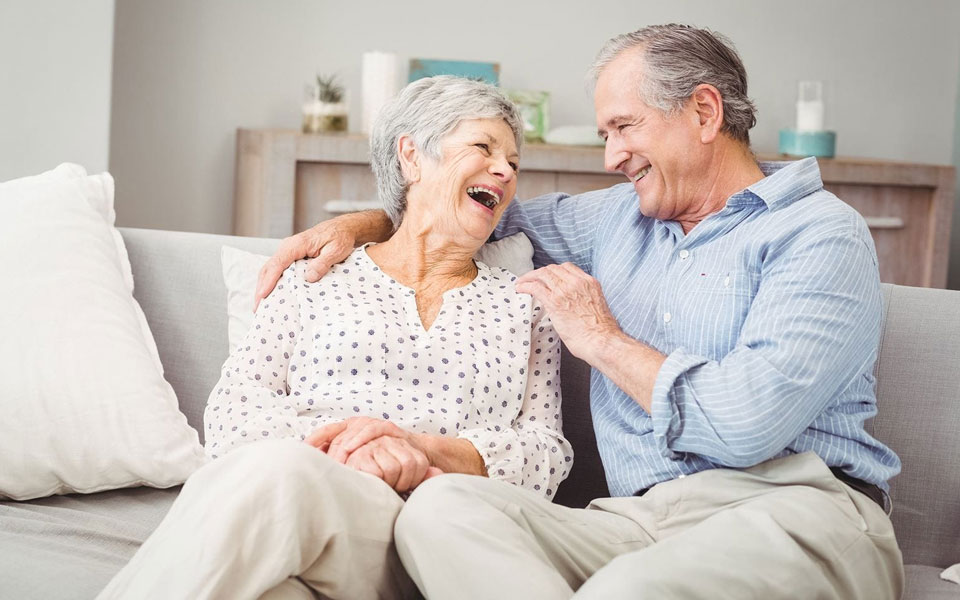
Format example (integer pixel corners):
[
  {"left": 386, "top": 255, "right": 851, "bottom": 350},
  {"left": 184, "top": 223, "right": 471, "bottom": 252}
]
[
  {"left": 691, "top": 84, "right": 724, "bottom": 144},
  {"left": 397, "top": 135, "right": 420, "bottom": 183}
]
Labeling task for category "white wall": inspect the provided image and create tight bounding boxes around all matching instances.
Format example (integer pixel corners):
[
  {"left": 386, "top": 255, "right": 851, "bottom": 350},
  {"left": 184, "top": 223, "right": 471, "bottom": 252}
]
[
  {"left": 110, "top": 0, "right": 960, "bottom": 241},
  {"left": 0, "top": 0, "right": 115, "bottom": 181}
]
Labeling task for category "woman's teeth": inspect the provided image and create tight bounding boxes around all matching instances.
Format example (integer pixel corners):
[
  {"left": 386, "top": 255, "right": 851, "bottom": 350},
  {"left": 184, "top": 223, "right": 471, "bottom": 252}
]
[
  {"left": 467, "top": 186, "right": 502, "bottom": 209},
  {"left": 632, "top": 166, "right": 651, "bottom": 182}
]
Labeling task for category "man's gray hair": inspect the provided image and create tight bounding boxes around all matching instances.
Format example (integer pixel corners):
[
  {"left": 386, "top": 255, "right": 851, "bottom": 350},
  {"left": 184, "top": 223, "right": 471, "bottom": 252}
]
[
  {"left": 589, "top": 24, "right": 757, "bottom": 144},
  {"left": 370, "top": 75, "right": 524, "bottom": 228}
]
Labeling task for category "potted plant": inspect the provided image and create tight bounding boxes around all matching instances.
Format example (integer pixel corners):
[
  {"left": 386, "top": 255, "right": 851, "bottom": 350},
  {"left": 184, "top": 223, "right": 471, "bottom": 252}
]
[{"left": 302, "top": 74, "right": 348, "bottom": 133}]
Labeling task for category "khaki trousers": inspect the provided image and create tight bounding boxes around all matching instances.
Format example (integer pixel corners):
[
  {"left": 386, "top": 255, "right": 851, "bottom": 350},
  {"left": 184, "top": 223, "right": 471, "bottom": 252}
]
[
  {"left": 394, "top": 452, "right": 903, "bottom": 599},
  {"left": 98, "top": 439, "right": 419, "bottom": 600}
]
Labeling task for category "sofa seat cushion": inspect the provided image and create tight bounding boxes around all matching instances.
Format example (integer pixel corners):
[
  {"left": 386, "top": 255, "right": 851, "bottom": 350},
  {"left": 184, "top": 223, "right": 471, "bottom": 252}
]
[
  {"left": 0, "top": 486, "right": 178, "bottom": 598},
  {"left": 904, "top": 564, "right": 960, "bottom": 599}
]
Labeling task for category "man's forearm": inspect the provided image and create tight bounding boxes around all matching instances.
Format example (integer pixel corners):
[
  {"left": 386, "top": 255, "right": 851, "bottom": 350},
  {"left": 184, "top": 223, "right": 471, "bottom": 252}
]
[
  {"left": 324, "top": 209, "right": 393, "bottom": 245},
  {"left": 586, "top": 330, "right": 666, "bottom": 414}
]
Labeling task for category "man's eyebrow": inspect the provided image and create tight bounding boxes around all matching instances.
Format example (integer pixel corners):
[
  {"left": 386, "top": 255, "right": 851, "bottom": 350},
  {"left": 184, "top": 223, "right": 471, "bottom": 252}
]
[
  {"left": 605, "top": 115, "right": 634, "bottom": 128},
  {"left": 598, "top": 115, "right": 640, "bottom": 138}
]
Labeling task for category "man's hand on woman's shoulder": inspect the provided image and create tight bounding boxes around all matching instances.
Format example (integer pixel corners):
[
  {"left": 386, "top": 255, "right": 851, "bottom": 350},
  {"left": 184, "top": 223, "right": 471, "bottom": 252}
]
[
  {"left": 254, "top": 210, "right": 395, "bottom": 311},
  {"left": 253, "top": 221, "right": 356, "bottom": 311}
]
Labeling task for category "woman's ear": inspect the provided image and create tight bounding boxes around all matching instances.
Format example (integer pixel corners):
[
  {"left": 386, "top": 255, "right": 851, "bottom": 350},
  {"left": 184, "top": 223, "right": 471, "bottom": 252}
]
[{"left": 397, "top": 135, "right": 420, "bottom": 183}]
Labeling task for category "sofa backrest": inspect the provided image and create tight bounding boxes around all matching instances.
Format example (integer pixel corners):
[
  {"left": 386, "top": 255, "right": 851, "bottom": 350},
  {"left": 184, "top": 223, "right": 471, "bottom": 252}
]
[
  {"left": 869, "top": 284, "right": 960, "bottom": 568},
  {"left": 121, "top": 228, "right": 280, "bottom": 440},
  {"left": 121, "top": 227, "right": 959, "bottom": 568}
]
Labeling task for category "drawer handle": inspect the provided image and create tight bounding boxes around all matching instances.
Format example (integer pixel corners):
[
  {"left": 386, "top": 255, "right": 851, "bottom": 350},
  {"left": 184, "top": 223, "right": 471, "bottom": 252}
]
[
  {"left": 864, "top": 217, "right": 904, "bottom": 230},
  {"left": 324, "top": 200, "right": 381, "bottom": 214}
]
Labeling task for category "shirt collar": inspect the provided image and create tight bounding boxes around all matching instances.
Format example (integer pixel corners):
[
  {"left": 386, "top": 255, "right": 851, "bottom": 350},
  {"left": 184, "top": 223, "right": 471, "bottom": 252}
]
[{"left": 734, "top": 156, "right": 824, "bottom": 210}]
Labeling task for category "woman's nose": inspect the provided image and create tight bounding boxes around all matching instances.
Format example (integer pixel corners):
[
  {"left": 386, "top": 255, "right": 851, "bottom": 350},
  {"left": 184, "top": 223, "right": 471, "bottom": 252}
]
[{"left": 489, "top": 157, "right": 515, "bottom": 182}]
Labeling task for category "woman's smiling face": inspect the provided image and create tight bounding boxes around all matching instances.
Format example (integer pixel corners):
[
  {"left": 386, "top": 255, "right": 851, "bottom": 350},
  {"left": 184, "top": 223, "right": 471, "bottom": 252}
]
[{"left": 409, "top": 117, "right": 519, "bottom": 243}]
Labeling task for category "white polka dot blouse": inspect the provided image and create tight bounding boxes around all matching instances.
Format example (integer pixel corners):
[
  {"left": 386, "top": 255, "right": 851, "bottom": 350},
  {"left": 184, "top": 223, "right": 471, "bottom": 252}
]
[{"left": 205, "top": 245, "right": 572, "bottom": 498}]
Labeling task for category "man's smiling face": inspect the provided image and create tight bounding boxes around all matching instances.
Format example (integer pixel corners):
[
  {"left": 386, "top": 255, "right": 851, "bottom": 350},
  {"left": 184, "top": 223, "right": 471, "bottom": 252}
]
[{"left": 595, "top": 49, "right": 708, "bottom": 222}]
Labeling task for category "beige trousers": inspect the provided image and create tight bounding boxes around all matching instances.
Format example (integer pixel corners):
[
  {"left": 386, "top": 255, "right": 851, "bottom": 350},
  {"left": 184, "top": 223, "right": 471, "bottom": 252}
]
[
  {"left": 394, "top": 452, "right": 903, "bottom": 599},
  {"left": 98, "top": 439, "right": 419, "bottom": 600}
]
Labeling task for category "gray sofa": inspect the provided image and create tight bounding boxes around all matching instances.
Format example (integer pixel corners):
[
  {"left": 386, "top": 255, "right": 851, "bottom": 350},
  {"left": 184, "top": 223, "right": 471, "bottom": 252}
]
[{"left": 1, "top": 227, "right": 958, "bottom": 599}]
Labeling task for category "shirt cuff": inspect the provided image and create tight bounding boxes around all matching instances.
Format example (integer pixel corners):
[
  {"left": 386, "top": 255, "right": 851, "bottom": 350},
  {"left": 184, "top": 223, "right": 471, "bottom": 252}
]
[
  {"left": 651, "top": 347, "right": 709, "bottom": 461},
  {"left": 457, "top": 428, "right": 524, "bottom": 485}
]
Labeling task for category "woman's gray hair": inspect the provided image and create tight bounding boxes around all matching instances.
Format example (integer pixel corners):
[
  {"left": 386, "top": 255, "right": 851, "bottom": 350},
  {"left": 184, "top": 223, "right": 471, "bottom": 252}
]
[
  {"left": 369, "top": 75, "right": 524, "bottom": 228},
  {"left": 589, "top": 24, "right": 757, "bottom": 145}
]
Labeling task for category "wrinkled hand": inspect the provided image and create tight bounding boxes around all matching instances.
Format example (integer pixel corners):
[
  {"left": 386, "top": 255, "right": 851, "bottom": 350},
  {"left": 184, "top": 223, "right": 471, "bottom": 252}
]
[
  {"left": 306, "top": 418, "right": 442, "bottom": 492},
  {"left": 307, "top": 417, "right": 413, "bottom": 460},
  {"left": 253, "top": 221, "right": 355, "bottom": 311},
  {"left": 343, "top": 436, "right": 441, "bottom": 492},
  {"left": 514, "top": 262, "right": 622, "bottom": 361}
]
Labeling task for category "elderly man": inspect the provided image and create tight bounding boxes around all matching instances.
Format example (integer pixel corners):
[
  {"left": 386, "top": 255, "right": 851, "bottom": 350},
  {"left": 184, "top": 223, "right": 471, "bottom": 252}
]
[{"left": 257, "top": 24, "right": 903, "bottom": 599}]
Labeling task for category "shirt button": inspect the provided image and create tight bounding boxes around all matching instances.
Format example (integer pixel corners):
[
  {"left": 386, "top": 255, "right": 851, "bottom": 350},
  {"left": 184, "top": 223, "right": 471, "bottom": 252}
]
[
  {"left": 679, "top": 249, "right": 690, "bottom": 260},
  {"left": 663, "top": 312, "right": 672, "bottom": 323},
  {"left": 678, "top": 473, "right": 686, "bottom": 479},
  {"left": 723, "top": 276, "right": 731, "bottom": 287}
]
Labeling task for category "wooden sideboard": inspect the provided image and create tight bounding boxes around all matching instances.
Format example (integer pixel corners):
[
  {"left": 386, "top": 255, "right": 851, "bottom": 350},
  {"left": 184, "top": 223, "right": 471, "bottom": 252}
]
[{"left": 234, "top": 129, "right": 955, "bottom": 288}]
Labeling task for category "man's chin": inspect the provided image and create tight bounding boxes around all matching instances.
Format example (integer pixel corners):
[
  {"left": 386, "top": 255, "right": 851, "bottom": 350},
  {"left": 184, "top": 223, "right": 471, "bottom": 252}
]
[{"left": 637, "top": 198, "right": 660, "bottom": 219}]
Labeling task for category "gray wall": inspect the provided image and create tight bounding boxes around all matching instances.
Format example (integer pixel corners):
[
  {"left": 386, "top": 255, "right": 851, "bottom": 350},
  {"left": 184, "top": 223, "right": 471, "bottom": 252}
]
[
  {"left": 0, "top": 0, "right": 115, "bottom": 181},
  {"left": 110, "top": 1, "right": 960, "bottom": 273}
]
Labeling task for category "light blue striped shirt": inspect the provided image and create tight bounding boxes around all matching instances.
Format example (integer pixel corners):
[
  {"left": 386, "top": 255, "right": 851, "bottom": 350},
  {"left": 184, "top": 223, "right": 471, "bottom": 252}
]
[{"left": 495, "top": 157, "right": 901, "bottom": 497}]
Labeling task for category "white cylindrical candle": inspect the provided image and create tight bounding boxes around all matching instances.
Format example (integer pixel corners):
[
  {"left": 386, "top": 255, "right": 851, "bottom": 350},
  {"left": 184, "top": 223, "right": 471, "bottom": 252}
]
[
  {"left": 361, "top": 51, "right": 401, "bottom": 134},
  {"left": 796, "top": 100, "right": 824, "bottom": 131}
]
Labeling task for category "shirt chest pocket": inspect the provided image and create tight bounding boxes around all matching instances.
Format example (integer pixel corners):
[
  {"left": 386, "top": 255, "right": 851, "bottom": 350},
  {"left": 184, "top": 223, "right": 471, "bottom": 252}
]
[
  {"left": 690, "top": 270, "right": 759, "bottom": 298},
  {"left": 675, "top": 270, "right": 759, "bottom": 354}
]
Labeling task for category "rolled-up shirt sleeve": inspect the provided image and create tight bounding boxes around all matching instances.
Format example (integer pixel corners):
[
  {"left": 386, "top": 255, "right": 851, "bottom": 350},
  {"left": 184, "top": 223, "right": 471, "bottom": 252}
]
[
  {"left": 204, "top": 265, "right": 316, "bottom": 459},
  {"left": 458, "top": 300, "right": 572, "bottom": 499},
  {"left": 650, "top": 215, "right": 883, "bottom": 468}
]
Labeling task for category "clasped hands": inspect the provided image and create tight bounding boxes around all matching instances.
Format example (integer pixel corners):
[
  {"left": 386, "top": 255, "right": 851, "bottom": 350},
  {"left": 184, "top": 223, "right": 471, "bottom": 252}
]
[{"left": 305, "top": 417, "right": 443, "bottom": 493}]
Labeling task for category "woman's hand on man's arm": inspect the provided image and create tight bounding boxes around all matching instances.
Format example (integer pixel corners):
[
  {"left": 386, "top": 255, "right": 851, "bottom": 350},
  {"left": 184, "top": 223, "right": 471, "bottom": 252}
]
[{"left": 253, "top": 210, "right": 394, "bottom": 311}]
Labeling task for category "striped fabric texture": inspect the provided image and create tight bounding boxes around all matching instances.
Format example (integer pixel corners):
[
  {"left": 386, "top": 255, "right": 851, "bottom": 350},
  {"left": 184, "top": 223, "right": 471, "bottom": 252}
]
[{"left": 495, "top": 157, "right": 901, "bottom": 497}]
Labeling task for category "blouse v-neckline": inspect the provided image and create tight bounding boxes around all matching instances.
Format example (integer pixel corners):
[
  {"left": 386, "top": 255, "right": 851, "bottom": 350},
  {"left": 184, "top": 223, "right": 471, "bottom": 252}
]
[{"left": 357, "top": 243, "right": 488, "bottom": 335}]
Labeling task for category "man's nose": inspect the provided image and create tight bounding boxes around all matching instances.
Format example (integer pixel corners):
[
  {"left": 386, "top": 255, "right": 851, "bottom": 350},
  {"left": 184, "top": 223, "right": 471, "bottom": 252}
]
[{"left": 603, "top": 137, "right": 629, "bottom": 173}]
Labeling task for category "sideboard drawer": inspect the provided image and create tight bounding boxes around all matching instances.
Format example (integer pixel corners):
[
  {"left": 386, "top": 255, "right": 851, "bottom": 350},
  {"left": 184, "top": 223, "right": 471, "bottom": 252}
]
[{"left": 827, "top": 183, "right": 933, "bottom": 287}]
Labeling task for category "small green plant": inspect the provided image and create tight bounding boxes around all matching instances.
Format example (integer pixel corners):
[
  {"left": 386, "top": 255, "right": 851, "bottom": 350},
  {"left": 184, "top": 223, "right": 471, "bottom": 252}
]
[{"left": 316, "top": 74, "right": 345, "bottom": 103}]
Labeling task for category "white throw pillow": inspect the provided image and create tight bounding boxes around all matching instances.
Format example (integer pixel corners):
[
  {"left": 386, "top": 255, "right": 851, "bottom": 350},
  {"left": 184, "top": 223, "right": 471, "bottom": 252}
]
[
  {"left": 221, "top": 233, "right": 535, "bottom": 351},
  {"left": 0, "top": 165, "right": 206, "bottom": 501}
]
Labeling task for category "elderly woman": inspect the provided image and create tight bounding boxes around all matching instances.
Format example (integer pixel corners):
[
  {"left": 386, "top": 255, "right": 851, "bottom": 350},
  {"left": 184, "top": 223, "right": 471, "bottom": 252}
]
[{"left": 98, "top": 75, "right": 571, "bottom": 600}]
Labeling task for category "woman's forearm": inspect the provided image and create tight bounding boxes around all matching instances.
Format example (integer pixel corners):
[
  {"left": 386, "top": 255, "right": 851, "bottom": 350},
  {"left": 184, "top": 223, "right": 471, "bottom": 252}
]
[{"left": 415, "top": 434, "right": 487, "bottom": 477}]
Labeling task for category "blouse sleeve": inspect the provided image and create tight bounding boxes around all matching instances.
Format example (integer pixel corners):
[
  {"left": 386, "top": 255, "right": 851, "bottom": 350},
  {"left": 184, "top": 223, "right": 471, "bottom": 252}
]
[
  {"left": 203, "top": 264, "right": 316, "bottom": 459},
  {"left": 458, "top": 299, "right": 573, "bottom": 499}
]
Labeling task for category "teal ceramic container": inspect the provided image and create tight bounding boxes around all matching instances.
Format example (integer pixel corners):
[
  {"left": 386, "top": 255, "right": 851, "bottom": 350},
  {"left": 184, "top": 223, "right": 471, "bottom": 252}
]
[{"left": 778, "top": 129, "right": 836, "bottom": 158}]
